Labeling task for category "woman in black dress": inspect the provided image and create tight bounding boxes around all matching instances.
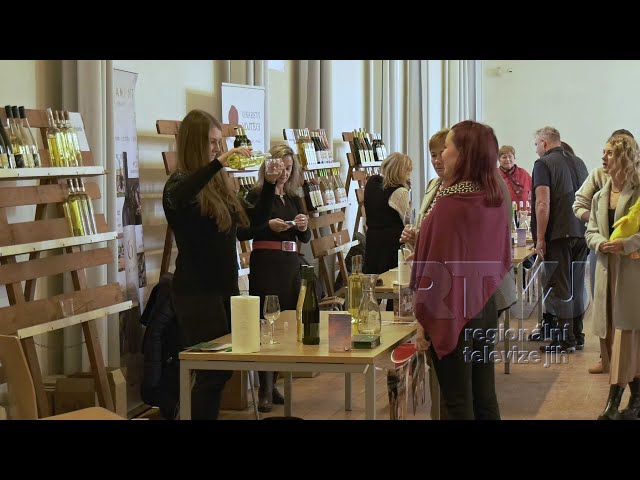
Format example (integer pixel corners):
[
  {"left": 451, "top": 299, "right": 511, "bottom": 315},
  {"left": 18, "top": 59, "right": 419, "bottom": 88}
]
[
  {"left": 363, "top": 152, "right": 413, "bottom": 279},
  {"left": 246, "top": 144, "right": 311, "bottom": 412},
  {"left": 163, "top": 110, "right": 283, "bottom": 420}
]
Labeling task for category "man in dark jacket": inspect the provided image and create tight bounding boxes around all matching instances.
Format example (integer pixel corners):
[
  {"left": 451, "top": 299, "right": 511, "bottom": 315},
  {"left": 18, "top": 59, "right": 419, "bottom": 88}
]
[{"left": 531, "top": 127, "right": 589, "bottom": 354}]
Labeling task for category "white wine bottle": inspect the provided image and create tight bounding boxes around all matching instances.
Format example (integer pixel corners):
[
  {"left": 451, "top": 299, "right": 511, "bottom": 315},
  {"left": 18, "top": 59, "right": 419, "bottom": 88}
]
[
  {"left": 46, "top": 108, "right": 67, "bottom": 167},
  {"left": 4, "top": 105, "right": 29, "bottom": 167},
  {"left": 347, "top": 255, "right": 364, "bottom": 335},
  {"left": 66, "top": 179, "right": 86, "bottom": 236},
  {"left": 18, "top": 106, "right": 40, "bottom": 167},
  {"left": 62, "top": 111, "right": 84, "bottom": 167},
  {"left": 226, "top": 151, "right": 265, "bottom": 170}
]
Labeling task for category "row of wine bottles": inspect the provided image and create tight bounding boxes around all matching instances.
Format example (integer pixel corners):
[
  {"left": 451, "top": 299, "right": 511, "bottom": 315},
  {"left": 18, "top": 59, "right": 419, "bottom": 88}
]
[
  {"left": 62, "top": 179, "right": 98, "bottom": 236},
  {"left": 285, "top": 128, "right": 334, "bottom": 168},
  {"left": 237, "top": 176, "right": 257, "bottom": 202},
  {"left": 0, "top": 107, "right": 84, "bottom": 169},
  {"left": 302, "top": 168, "right": 348, "bottom": 210},
  {"left": 351, "top": 129, "right": 388, "bottom": 166},
  {"left": 0, "top": 106, "right": 41, "bottom": 168}
]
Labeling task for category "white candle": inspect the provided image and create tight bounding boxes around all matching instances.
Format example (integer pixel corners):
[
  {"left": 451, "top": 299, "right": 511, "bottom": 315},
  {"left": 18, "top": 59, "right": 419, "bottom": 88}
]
[{"left": 231, "top": 295, "right": 261, "bottom": 353}]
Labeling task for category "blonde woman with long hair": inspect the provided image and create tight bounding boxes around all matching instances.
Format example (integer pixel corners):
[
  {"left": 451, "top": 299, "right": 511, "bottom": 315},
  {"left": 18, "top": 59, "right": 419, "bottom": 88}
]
[
  {"left": 246, "top": 144, "right": 310, "bottom": 412},
  {"left": 162, "top": 109, "right": 283, "bottom": 420},
  {"left": 586, "top": 134, "right": 640, "bottom": 419}
]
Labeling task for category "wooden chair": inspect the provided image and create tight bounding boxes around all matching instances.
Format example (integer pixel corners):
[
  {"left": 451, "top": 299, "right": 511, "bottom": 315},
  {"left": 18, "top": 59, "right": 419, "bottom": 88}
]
[{"left": 0, "top": 335, "right": 123, "bottom": 420}]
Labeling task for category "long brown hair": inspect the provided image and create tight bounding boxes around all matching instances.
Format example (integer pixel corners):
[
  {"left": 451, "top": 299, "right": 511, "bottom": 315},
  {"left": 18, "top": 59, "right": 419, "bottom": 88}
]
[
  {"left": 176, "top": 109, "right": 248, "bottom": 231},
  {"left": 448, "top": 120, "right": 503, "bottom": 207}
]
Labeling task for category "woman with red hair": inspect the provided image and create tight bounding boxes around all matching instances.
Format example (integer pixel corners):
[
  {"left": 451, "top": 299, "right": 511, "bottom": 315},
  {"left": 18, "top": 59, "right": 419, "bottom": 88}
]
[{"left": 411, "top": 120, "right": 511, "bottom": 420}]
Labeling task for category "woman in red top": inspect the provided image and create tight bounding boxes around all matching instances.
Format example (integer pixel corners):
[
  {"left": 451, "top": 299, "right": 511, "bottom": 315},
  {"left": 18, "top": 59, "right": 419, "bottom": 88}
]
[
  {"left": 497, "top": 145, "right": 532, "bottom": 208},
  {"left": 411, "top": 120, "right": 511, "bottom": 420}
]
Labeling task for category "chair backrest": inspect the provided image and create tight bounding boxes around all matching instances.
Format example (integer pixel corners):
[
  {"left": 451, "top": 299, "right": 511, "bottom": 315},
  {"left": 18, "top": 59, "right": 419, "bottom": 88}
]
[{"left": 0, "top": 335, "right": 39, "bottom": 420}]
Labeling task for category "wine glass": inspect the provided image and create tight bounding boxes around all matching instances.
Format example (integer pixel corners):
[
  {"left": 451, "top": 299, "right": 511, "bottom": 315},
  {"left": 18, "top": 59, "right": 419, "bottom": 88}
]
[
  {"left": 263, "top": 295, "right": 280, "bottom": 345},
  {"left": 403, "top": 207, "right": 416, "bottom": 253}
]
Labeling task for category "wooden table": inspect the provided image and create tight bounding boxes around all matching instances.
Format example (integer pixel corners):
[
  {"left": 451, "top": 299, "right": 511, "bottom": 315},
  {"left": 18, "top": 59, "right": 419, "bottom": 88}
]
[
  {"left": 375, "top": 243, "right": 540, "bottom": 375},
  {"left": 179, "top": 310, "right": 417, "bottom": 420}
]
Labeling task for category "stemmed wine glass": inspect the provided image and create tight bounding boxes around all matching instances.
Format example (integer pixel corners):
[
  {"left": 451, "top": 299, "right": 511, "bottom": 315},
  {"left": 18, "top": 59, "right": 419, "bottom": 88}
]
[
  {"left": 403, "top": 206, "right": 416, "bottom": 254},
  {"left": 263, "top": 295, "right": 280, "bottom": 345}
]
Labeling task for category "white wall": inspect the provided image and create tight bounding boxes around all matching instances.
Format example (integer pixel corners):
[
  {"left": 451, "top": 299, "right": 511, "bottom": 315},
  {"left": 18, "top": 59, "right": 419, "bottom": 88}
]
[{"left": 483, "top": 60, "right": 640, "bottom": 174}]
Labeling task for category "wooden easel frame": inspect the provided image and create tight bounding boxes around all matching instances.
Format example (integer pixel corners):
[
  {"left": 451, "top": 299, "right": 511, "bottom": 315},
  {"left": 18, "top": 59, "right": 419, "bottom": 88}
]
[{"left": 0, "top": 109, "right": 129, "bottom": 417}]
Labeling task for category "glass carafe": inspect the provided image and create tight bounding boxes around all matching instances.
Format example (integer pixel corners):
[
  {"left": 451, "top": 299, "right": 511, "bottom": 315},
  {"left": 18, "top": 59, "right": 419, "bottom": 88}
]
[
  {"left": 518, "top": 210, "right": 529, "bottom": 230},
  {"left": 357, "top": 274, "right": 381, "bottom": 335}
]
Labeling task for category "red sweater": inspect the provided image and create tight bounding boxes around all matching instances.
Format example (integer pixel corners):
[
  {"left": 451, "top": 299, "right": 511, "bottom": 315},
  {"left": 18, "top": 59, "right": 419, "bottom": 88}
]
[{"left": 498, "top": 165, "right": 531, "bottom": 208}]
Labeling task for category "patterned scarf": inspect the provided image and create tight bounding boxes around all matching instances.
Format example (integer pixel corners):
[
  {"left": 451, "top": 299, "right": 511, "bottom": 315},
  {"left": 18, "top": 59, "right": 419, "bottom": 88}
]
[
  {"left": 425, "top": 180, "right": 482, "bottom": 218},
  {"left": 501, "top": 165, "right": 524, "bottom": 197}
]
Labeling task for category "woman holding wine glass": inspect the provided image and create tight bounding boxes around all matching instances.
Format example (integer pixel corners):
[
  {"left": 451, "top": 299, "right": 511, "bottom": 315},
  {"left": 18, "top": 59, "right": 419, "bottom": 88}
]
[{"left": 246, "top": 144, "right": 311, "bottom": 413}]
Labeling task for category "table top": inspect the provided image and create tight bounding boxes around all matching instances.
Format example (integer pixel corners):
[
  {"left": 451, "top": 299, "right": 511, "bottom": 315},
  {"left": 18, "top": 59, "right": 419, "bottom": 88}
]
[
  {"left": 179, "top": 310, "right": 417, "bottom": 365},
  {"left": 376, "top": 243, "right": 537, "bottom": 293}
]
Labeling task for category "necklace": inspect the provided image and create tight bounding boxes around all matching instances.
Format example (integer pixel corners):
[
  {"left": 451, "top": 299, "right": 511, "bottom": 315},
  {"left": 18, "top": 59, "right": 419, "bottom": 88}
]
[{"left": 611, "top": 188, "right": 621, "bottom": 193}]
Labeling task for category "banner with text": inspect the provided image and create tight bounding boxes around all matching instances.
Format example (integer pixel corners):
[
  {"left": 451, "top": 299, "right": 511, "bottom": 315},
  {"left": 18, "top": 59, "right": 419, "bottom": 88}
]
[
  {"left": 221, "top": 82, "right": 266, "bottom": 153},
  {"left": 114, "top": 69, "right": 146, "bottom": 409}
]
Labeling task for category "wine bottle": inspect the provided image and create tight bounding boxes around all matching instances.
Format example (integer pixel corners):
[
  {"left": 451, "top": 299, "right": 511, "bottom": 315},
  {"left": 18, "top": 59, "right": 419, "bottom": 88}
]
[
  {"left": 61, "top": 199, "right": 74, "bottom": 235},
  {"left": 351, "top": 130, "right": 361, "bottom": 166},
  {"left": 226, "top": 151, "right": 266, "bottom": 170},
  {"left": 66, "top": 179, "right": 86, "bottom": 236},
  {"left": 233, "top": 127, "right": 243, "bottom": 148},
  {"left": 4, "top": 106, "right": 28, "bottom": 167},
  {"left": 54, "top": 111, "right": 75, "bottom": 167},
  {"left": 0, "top": 124, "right": 13, "bottom": 168},
  {"left": 296, "top": 265, "right": 309, "bottom": 343},
  {"left": 77, "top": 179, "right": 97, "bottom": 235},
  {"left": 243, "top": 127, "right": 252, "bottom": 149},
  {"left": 62, "top": 111, "right": 84, "bottom": 166},
  {"left": 301, "top": 264, "right": 320, "bottom": 345},
  {"left": 347, "top": 255, "right": 364, "bottom": 335},
  {"left": 121, "top": 152, "right": 139, "bottom": 300},
  {"left": 45, "top": 108, "right": 67, "bottom": 167},
  {"left": 17, "top": 106, "right": 41, "bottom": 167}
]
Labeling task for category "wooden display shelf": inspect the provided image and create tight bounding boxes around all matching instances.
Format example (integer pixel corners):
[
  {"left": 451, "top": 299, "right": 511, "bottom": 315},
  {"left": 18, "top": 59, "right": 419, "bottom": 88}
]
[
  {"left": 313, "top": 201, "right": 351, "bottom": 214},
  {"left": 0, "top": 166, "right": 105, "bottom": 180},
  {"left": 146, "top": 247, "right": 177, "bottom": 257},
  {"left": 359, "top": 161, "right": 383, "bottom": 168},
  {"left": 323, "top": 240, "right": 360, "bottom": 257},
  {"left": 224, "top": 168, "right": 261, "bottom": 178},
  {"left": 304, "top": 162, "right": 341, "bottom": 171},
  {"left": 17, "top": 301, "right": 132, "bottom": 339},
  {"left": 0, "top": 107, "right": 123, "bottom": 418},
  {"left": 0, "top": 231, "right": 117, "bottom": 258}
]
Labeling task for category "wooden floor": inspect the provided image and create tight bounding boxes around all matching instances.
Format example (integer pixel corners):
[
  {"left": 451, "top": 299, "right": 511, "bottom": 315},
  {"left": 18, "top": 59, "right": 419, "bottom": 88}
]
[{"left": 216, "top": 309, "right": 630, "bottom": 421}]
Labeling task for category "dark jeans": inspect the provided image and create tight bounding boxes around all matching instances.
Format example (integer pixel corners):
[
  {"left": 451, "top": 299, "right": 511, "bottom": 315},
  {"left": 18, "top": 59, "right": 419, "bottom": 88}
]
[
  {"left": 172, "top": 290, "right": 234, "bottom": 420},
  {"left": 429, "top": 296, "right": 500, "bottom": 420},
  {"left": 541, "top": 238, "right": 588, "bottom": 346}
]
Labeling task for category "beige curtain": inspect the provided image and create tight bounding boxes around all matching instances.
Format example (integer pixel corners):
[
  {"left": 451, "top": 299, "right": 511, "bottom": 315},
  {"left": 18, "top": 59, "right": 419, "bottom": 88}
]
[
  {"left": 61, "top": 60, "right": 115, "bottom": 371},
  {"left": 444, "top": 60, "right": 483, "bottom": 125}
]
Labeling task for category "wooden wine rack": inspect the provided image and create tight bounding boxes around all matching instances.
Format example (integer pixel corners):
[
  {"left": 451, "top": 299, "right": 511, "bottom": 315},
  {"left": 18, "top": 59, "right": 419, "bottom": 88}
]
[
  {"left": 0, "top": 108, "right": 129, "bottom": 417},
  {"left": 282, "top": 128, "right": 356, "bottom": 298},
  {"left": 341, "top": 131, "right": 384, "bottom": 238}
]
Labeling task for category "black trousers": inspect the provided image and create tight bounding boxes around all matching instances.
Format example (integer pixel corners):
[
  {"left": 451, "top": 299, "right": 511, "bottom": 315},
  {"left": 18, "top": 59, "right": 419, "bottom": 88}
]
[
  {"left": 172, "top": 290, "right": 234, "bottom": 420},
  {"left": 541, "top": 238, "right": 588, "bottom": 345},
  {"left": 429, "top": 296, "right": 500, "bottom": 420}
]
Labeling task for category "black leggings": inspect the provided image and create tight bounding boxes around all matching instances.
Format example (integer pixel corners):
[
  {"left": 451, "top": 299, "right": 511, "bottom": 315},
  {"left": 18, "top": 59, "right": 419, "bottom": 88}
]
[{"left": 429, "top": 296, "right": 501, "bottom": 420}]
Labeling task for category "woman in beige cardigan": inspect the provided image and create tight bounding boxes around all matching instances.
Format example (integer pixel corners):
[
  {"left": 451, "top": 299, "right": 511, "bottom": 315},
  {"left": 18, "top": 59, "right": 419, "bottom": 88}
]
[{"left": 586, "top": 134, "right": 640, "bottom": 420}]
